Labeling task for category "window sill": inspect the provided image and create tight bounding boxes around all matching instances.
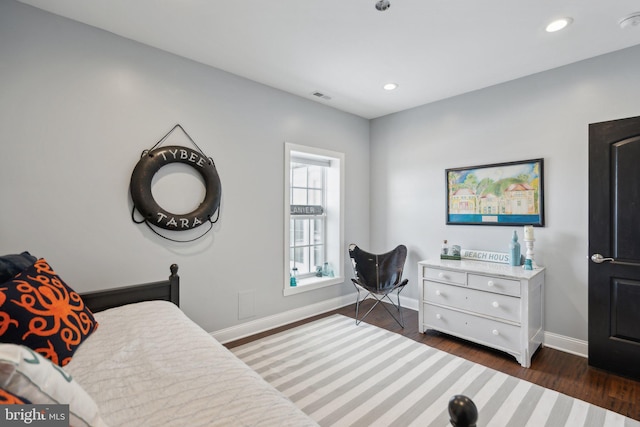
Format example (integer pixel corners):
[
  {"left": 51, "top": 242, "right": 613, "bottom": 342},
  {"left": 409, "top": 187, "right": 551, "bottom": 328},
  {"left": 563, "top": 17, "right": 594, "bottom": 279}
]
[{"left": 283, "top": 276, "right": 344, "bottom": 296}]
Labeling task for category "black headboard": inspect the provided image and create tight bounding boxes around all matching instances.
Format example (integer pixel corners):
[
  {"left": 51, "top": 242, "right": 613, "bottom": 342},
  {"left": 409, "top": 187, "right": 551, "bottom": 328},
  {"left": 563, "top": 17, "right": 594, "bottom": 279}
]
[{"left": 80, "top": 264, "right": 179, "bottom": 313}]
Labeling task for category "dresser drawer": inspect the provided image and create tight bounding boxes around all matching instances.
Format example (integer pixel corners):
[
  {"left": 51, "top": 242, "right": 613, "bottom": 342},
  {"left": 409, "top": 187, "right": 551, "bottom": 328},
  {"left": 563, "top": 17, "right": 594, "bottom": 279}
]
[
  {"left": 424, "top": 282, "right": 521, "bottom": 323},
  {"left": 422, "top": 267, "right": 466, "bottom": 286},
  {"left": 423, "top": 304, "right": 520, "bottom": 353},
  {"left": 467, "top": 274, "right": 520, "bottom": 297},
  {"left": 424, "top": 281, "right": 467, "bottom": 306}
]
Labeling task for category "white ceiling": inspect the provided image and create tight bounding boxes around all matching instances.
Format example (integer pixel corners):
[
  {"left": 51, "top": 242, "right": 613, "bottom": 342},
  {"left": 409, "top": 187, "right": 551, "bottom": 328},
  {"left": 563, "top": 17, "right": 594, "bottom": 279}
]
[{"left": 17, "top": 0, "right": 640, "bottom": 119}]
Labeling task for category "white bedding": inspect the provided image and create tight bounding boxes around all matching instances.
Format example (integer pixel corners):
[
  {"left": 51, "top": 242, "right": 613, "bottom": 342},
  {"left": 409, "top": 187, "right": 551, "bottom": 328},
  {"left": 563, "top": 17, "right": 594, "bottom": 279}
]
[{"left": 65, "top": 301, "right": 317, "bottom": 427}]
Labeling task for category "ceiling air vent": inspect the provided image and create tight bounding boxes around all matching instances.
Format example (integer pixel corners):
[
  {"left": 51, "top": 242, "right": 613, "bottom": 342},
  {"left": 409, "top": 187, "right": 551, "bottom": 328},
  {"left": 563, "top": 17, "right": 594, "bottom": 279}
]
[{"left": 312, "top": 91, "right": 332, "bottom": 100}]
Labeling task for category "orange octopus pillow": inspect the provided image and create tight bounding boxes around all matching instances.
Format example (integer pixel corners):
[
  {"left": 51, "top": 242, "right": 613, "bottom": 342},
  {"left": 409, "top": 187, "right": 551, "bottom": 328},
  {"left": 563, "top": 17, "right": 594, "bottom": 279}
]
[
  {"left": 0, "top": 387, "right": 31, "bottom": 404},
  {"left": 0, "top": 259, "right": 98, "bottom": 366}
]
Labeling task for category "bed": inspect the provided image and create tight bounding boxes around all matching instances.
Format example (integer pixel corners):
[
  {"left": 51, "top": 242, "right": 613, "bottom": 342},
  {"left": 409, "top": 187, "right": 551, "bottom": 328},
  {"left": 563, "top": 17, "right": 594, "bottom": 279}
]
[
  {"left": 74, "top": 264, "right": 317, "bottom": 427},
  {"left": 0, "top": 256, "right": 317, "bottom": 427}
]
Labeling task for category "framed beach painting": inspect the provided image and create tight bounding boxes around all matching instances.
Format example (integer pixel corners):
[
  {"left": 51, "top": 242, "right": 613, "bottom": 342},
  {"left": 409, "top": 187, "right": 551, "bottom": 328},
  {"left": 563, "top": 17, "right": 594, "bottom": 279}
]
[{"left": 446, "top": 158, "right": 545, "bottom": 226}]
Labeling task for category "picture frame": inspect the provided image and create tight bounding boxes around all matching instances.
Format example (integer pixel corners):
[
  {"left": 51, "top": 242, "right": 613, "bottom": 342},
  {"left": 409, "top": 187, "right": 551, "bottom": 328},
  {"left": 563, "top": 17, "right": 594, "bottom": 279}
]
[{"left": 446, "top": 158, "right": 544, "bottom": 226}]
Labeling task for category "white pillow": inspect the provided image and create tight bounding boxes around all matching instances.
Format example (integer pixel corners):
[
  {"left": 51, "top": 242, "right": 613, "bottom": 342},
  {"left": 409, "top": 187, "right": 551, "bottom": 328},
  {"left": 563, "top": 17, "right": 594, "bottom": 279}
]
[{"left": 0, "top": 344, "right": 107, "bottom": 427}]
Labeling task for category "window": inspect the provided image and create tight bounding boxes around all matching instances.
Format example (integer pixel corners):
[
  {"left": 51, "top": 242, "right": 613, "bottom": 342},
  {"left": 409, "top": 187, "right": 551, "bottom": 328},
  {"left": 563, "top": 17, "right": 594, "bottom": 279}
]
[
  {"left": 284, "top": 143, "right": 344, "bottom": 296},
  {"left": 290, "top": 160, "right": 326, "bottom": 276}
]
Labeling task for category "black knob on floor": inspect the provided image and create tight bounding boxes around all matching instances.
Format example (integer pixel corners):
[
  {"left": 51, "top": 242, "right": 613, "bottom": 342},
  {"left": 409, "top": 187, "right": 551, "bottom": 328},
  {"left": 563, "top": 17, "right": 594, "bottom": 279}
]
[{"left": 449, "top": 394, "right": 478, "bottom": 427}]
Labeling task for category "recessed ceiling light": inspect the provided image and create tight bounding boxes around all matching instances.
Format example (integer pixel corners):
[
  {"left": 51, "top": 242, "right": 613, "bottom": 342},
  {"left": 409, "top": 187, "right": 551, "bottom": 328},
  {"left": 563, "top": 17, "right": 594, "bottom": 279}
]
[
  {"left": 619, "top": 12, "right": 640, "bottom": 29},
  {"left": 383, "top": 83, "right": 398, "bottom": 91},
  {"left": 546, "top": 17, "right": 573, "bottom": 33}
]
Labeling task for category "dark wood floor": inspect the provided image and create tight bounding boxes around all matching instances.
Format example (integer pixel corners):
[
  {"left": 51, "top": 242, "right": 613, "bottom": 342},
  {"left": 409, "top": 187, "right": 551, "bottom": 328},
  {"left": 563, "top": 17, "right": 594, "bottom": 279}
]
[{"left": 225, "top": 301, "right": 640, "bottom": 422}]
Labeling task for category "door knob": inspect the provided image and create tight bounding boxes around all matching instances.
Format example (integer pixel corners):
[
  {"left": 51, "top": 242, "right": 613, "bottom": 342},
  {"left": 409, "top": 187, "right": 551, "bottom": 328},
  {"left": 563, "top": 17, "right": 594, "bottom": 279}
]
[{"left": 591, "top": 254, "right": 614, "bottom": 264}]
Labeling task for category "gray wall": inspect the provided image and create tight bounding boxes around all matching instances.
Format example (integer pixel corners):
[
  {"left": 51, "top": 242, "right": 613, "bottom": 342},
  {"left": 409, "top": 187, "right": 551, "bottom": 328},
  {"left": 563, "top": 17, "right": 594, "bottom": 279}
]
[
  {"left": 370, "top": 45, "right": 640, "bottom": 341},
  {"left": 0, "top": 0, "right": 370, "bottom": 333},
  {"left": 3, "top": 0, "right": 640, "bottom": 344}
]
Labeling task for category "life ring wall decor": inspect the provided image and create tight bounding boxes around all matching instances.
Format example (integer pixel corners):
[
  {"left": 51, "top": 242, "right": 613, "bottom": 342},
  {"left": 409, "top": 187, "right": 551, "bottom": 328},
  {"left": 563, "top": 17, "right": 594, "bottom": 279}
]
[{"left": 130, "top": 145, "right": 222, "bottom": 233}]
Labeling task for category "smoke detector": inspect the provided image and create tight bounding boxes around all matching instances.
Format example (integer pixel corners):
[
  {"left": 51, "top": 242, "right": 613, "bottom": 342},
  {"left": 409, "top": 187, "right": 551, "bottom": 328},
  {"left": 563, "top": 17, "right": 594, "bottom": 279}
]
[{"left": 619, "top": 12, "right": 640, "bottom": 29}]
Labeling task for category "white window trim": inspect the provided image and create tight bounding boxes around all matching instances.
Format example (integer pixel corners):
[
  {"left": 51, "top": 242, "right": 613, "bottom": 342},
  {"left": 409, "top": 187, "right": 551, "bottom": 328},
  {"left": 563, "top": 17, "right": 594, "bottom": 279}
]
[{"left": 284, "top": 142, "right": 344, "bottom": 296}]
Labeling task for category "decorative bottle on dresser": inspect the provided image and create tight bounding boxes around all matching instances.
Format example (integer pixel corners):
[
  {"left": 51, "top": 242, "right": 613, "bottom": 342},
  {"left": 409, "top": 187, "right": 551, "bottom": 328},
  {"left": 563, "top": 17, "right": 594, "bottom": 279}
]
[{"left": 509, "top": 230, "right": 521, "bottom": 266}]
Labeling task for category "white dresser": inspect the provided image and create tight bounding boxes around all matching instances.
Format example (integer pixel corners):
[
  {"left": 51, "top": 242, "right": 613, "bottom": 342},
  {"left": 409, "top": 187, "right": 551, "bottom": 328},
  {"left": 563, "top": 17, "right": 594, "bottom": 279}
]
[{"left": 419, "top": 259, "right": 545, "bottom": 367}]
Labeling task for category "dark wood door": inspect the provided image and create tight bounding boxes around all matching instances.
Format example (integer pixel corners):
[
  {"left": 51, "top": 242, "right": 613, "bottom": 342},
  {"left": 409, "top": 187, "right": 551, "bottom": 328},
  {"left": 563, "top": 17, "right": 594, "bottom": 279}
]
[{"left": 589, "top": 115, "right": 640, "bottom": 380}]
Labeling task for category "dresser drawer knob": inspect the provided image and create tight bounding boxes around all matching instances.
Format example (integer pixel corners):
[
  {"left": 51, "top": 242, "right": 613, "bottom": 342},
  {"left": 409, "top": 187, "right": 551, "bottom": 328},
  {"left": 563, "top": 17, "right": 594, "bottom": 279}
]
[
  {"left": 492, "top": 301, "right": 500, "bottom": 308},
  {"left": 492, "top": 329, "right": 499, "bottom": 336},
  {"left": 438, "top": 272, "right": 445, "bottom": 279},
  {"left": 487, "top": 280, "right": 495, "bottom": 287},
  {"left": 436, "top": 314, "right": 442, "bottom": 319},
  {"left": 436, "top": 290, "right": 442, "bottom": 296}
]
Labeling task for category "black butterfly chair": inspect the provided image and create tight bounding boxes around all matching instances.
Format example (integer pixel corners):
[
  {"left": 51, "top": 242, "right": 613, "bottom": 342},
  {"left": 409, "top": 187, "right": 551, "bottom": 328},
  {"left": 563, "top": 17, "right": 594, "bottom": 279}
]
[{"left": 349, "top": 244, "right": 409, "bottom": 328}]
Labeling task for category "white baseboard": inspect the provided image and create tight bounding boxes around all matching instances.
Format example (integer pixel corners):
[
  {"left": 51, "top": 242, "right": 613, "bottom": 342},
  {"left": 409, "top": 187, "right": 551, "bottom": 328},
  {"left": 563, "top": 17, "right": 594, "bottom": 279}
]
[
  {"left": 212, "top": 294, "right": 589, "bottom": 359},
  {"left": 212, "top": 293, "right": 356, "bottom": 344},
  {"left": 543, "top": 331, "right": 588, "bottom": 358},
  {"left": 400, "top": 294, "right": 419, "bottom": 311}
]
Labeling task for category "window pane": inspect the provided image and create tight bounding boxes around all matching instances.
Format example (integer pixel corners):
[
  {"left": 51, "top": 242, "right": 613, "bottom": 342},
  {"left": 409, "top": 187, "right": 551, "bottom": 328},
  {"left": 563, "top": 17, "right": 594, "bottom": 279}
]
[
  {"left": 303, "top": 246, "right": 311, "bottom": 274},
  {"left": 290, "top": 219, "right": 294, "bottom": 246},
  {"left": 313, "top": 245, "right": 324, "bottom": 269},
  {"left": 293, "top": 220, "right": 301, "bottom": 245},
  {"left": 293, "top": 247, "right": 305, "bottom": 265},
  {"left": 308, "top": 189, "right": 322, "bottom": 205},
  {"left": 294, "top": 219, "right": 309, "bottom": 245},
  {"left": 312, "top": 219, "right": 323, "bottom": 244},
  {"left": 289, "top": 248, "right": 294, "bottom": 271},
  {"left": 292, "top": 165, "right": 307, "bottom": 187},
  {"left": 293, "top": 246, "right": 312, "bottom": 275},
  {"left": 292, "top": 188, "right": 307, "bottom": 205},
  {"left": 308, "top": 166, "right": 323, "bottom": 188}
]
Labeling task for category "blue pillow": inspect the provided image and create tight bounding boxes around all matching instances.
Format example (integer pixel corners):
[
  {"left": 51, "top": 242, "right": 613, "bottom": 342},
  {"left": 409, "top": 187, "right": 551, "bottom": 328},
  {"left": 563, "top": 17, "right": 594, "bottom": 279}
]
[{"left": 0, "top": 252, "right": 37, "bottom": 284}]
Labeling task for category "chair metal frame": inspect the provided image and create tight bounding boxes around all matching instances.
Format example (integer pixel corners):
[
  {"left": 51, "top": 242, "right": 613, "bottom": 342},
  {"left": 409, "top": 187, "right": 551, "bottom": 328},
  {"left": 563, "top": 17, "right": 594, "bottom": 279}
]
[{"left": 349, "top": 244, "right": 409, "bottom": 328}]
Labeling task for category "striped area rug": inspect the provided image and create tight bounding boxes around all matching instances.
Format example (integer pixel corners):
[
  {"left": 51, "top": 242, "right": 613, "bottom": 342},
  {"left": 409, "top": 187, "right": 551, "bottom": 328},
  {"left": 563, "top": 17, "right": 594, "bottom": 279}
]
[{"left": 231, "top": 314, "right": 640, "bottom": 427}]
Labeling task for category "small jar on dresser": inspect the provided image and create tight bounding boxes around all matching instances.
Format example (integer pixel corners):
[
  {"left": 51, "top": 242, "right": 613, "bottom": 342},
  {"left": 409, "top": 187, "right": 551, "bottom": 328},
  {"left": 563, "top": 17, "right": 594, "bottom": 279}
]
[{"left": 418, "top": 258, "right": 545, "bottom": 368}]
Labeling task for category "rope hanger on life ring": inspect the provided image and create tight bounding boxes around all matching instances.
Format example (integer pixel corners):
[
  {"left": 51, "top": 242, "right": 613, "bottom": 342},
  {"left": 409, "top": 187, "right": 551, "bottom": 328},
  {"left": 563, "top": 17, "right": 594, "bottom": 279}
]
[{"left": 130, "top": 124, "right": 222, "bottom": 242}]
